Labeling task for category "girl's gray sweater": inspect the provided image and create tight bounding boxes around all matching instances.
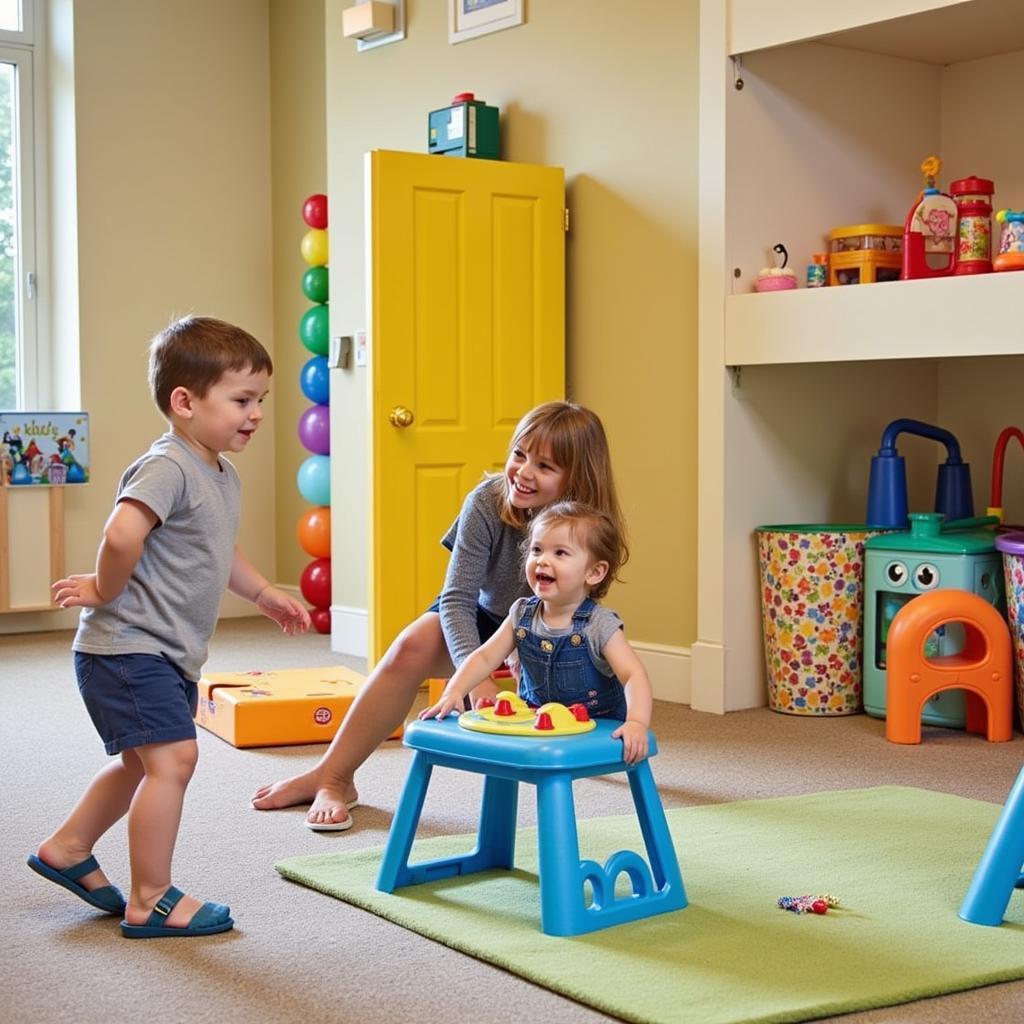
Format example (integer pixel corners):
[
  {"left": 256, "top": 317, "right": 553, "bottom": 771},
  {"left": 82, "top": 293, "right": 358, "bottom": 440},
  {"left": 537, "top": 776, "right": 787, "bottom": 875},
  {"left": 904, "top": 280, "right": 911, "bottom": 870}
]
[{"left": 438, "top": 477, "right": 531, "bottom": 666}]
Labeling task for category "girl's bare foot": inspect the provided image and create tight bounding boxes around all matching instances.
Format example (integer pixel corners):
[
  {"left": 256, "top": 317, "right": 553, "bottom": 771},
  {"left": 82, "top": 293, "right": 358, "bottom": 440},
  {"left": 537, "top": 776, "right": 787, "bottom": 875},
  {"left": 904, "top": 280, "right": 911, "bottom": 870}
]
[
  {"left": 251, "top": 770, "right": 320, "bottom": 810},
  {"left": 37, "top": 837, "right": 114, "bottom": 892},
  {"left": 305, "top": 785, "right": 360, "bottom": 831}
]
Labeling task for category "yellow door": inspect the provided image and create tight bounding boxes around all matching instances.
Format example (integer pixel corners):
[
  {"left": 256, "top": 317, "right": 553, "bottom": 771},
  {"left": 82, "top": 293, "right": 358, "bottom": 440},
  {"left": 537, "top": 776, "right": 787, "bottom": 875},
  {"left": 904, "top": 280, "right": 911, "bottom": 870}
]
[{"left": 368, "top": 150, "right": 565, "bottom": 663}]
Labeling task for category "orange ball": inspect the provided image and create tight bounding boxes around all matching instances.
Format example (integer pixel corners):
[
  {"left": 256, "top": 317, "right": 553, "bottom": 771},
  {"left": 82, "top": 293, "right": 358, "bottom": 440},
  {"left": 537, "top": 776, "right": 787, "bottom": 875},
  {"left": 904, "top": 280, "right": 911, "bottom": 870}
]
[{"left": 297, "top": 506, "right": 331, "bottom": 558}]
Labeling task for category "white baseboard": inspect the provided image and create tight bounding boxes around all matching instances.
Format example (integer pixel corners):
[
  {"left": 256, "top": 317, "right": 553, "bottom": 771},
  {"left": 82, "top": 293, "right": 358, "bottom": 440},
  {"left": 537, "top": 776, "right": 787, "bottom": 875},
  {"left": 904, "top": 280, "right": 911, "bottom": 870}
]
[
  {"left": 634, "top": 641, "right": 691, "bottom": 705},
  {"left": 331, "top": 604, "right": 368, "bottom": 659}
]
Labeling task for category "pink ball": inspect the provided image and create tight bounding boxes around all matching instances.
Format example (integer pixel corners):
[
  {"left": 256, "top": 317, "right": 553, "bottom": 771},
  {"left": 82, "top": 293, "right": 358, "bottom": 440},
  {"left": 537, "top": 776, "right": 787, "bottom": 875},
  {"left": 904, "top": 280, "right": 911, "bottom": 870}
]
[{"left": 302, "top": 193, "right": 328, "bottom": 230}]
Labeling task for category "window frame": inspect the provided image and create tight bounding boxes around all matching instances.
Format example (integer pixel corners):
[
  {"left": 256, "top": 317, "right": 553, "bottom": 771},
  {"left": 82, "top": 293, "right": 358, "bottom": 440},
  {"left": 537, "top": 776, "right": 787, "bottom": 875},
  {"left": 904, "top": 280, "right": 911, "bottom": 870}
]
[{"left": 0, "top": 0, "right": 41, "bottom": 410}]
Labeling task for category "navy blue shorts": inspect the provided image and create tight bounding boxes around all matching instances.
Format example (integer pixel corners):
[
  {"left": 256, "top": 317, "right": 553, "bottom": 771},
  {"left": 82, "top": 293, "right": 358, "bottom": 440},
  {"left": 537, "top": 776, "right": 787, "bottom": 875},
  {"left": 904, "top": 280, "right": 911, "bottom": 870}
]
[
  {"left": 425, "top": 598, "right": 504, "bottom": 644},
  {"left": 74, "top": 652, "right": 199, "bottom": 755}
]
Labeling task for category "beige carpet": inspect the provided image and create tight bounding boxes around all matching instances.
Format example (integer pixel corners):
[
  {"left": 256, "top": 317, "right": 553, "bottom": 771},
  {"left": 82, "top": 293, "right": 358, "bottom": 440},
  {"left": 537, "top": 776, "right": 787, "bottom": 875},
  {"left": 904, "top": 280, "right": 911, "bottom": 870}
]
[{"left": 5, "top": 617, "right": 1024, "bottom": 1024}]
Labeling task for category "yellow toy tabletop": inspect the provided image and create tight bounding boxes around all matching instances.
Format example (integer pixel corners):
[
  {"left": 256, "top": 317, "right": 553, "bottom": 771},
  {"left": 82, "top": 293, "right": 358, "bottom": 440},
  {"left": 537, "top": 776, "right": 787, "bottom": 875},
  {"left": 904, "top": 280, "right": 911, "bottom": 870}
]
[{"left": 458, "top": 690, "right": 596, "bottom": 737}]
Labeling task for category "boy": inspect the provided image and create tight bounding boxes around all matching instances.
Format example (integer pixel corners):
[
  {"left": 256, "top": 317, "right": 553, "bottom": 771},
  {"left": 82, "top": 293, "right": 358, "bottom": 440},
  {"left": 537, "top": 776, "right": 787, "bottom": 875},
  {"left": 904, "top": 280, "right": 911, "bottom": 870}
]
[{"left": 29, "top": 316, "right": 310, "bottom": 937}]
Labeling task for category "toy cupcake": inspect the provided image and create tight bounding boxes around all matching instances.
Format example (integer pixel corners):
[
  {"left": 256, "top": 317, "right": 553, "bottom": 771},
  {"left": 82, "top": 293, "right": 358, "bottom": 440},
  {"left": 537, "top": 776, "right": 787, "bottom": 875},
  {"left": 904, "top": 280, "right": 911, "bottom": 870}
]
[{"left": 755, "top": 243, "right": 798, "bottom": 292}]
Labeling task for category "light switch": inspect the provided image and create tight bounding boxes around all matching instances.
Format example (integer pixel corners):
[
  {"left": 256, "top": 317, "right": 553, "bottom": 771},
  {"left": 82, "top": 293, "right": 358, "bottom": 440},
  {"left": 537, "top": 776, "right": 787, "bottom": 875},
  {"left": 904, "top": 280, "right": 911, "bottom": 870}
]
[{"left": 329, "top": 335, "right": 352, "bottom": 369}]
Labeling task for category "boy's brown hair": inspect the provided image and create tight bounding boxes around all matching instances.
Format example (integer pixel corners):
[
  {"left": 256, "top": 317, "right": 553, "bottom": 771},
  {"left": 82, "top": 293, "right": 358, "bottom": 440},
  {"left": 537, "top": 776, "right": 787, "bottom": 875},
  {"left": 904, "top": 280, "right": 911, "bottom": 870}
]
[
  {"left": 497, "top": 402, "right": 629, "bottom": 569},
  {"left": 527, "top": 500, "right": 625, "bottom": 600},
  {"left": 148, "top": 316, "right": 273, "bottom": 416}
]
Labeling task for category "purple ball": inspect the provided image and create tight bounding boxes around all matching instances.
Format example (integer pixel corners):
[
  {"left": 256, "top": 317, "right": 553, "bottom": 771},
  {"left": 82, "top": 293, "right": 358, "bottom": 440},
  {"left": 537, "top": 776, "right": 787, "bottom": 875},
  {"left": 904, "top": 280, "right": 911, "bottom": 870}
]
[{"left": 298, "top": 403, "right": 330, "bottom": 455}]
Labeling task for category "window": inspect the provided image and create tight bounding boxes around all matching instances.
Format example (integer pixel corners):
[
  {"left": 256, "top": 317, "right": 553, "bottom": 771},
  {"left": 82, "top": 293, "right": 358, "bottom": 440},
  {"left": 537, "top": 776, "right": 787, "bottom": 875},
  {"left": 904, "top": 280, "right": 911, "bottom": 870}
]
[{"left": 0, "top": 0, "right": 38, "bottom": 410}]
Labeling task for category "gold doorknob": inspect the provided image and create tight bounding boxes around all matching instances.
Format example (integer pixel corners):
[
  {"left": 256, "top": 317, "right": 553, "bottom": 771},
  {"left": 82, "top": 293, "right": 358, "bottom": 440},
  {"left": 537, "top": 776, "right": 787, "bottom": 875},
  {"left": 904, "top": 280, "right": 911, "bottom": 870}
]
[{"left": 389, "top": 406, "right": 415, "bottom": 428}]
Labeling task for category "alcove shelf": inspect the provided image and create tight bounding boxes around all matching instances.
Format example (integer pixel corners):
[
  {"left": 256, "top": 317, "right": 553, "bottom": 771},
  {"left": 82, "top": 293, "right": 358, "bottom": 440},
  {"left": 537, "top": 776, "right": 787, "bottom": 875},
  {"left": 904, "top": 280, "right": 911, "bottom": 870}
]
[{"left": 694, "top": 0, "right": 1024, "bottom": 714}]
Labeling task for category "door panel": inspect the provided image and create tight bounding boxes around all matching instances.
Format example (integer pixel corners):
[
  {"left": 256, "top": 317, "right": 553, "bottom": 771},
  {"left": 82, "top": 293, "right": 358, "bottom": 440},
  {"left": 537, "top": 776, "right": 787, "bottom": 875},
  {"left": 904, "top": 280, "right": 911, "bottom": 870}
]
[{"left": 368, "top": 150, "right": 565, "bottom": 663}]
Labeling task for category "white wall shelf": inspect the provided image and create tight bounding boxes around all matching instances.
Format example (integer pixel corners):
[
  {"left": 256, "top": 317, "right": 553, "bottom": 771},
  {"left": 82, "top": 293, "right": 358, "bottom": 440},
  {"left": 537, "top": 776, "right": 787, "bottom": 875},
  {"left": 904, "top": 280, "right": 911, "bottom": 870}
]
[
  {"left": 728, "top": 0, "right": 1024, "bottom": 64},
  {"left": 725, "top": 272, "right": 1021, "bottom": 367}
]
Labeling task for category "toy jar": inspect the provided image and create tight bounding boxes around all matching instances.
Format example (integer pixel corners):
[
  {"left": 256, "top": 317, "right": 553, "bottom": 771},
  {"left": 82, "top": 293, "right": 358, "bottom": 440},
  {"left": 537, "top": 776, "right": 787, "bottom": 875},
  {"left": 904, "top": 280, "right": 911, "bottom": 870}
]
[
  {"left": 951, "top": 175, "right": 995, "bottom": 275},
  {"left": 994, "top": 210, "right": 1024, "bottom": 272},
  {"left": 828, "top": 224, "right": 902, "bottom": 285}
]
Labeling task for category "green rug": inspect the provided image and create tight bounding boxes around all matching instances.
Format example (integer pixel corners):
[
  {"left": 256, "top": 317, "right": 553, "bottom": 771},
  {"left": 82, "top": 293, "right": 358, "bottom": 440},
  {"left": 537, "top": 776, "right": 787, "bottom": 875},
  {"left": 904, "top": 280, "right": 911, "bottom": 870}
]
[{"left": 276, "top": 786, "right": 1024, "bottom": 1024}]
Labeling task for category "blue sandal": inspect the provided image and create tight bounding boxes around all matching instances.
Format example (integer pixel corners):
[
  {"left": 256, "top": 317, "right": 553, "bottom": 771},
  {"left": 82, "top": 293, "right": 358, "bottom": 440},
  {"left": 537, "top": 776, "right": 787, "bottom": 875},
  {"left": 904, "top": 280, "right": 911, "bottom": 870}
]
[
  {"left": 27, "top": 853, "right": 126, "bottom": 915},
  {"left": 120, "top": 886, "right": 233, "bottom": 938}
]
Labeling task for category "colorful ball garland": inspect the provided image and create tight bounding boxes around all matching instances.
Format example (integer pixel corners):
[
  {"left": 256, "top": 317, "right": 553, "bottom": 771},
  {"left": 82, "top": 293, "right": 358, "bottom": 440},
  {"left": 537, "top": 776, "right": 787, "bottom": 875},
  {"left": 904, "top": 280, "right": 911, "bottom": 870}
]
[{"left": 298, "top": 192, "right": 331, "bottom": 634}]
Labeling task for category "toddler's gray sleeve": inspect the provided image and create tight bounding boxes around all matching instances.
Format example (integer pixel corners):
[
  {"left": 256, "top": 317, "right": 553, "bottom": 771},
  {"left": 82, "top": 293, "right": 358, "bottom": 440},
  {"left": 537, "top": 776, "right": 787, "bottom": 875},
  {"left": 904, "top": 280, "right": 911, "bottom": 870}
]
[{"left": 588, "top": 606, "right": 625, "bottom": 677}]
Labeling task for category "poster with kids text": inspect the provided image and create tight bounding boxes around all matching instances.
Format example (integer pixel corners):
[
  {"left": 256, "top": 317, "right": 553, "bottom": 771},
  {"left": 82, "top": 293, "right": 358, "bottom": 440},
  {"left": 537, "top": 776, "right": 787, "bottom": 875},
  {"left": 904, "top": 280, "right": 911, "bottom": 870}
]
[{"left": 0, "top": 411, "right": 90, "bottom": 486}]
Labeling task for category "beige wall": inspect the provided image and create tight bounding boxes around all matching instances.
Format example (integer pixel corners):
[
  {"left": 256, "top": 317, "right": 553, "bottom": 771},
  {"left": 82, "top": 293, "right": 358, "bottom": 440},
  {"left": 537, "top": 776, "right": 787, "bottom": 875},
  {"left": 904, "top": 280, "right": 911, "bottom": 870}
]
[
  {"left": 269, "top": 0, "right": 327, "bottom": 588},
  {"left": 2, "top": 0, "right": 276, "bottom": 633},
  {"left": 4, "top": 0, "right": 701, "bottom": 660},
  {"left": 325, "top": 0, "right": 699, "bottom": 651}
]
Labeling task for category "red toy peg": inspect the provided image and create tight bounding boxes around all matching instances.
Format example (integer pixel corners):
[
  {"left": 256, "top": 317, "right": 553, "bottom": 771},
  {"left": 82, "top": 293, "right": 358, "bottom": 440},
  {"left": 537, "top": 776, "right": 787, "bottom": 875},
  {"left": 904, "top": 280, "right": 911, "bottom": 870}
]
[
  {"left": 494, "top": 698, "right": 515, "bottom": 717},
  {"left": 567, "top": 703, "right": 590, "bottom": 722},
  {"left": 534, "top": 711, "right": 554, "bottom": 731}
]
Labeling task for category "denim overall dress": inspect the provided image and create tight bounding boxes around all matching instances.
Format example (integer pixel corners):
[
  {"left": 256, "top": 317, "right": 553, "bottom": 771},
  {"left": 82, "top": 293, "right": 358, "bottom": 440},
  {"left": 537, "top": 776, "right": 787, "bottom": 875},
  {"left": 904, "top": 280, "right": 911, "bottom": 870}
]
[{"left": 515, "top": 596, "right": 628, "bottom": 721}]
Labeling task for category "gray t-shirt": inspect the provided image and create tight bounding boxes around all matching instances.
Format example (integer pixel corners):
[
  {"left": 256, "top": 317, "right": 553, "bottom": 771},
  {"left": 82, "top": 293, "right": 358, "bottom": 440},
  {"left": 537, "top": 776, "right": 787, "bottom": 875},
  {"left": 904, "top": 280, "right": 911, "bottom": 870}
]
[
  {"left": 439, "top": 477, "right": 531, "bottom": 667},
  {"left": 73, "top": 432, "right": 241, "bottom": 681},
  {"left": 508, "top": 597, "right": 624, "bottom": 678}
]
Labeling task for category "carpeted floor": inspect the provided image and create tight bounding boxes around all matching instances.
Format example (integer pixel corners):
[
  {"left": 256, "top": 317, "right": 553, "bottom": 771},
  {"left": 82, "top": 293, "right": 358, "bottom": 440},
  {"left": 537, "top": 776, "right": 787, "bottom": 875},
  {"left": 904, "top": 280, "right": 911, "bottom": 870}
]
[
  {"left": 5, "top": 617, "right": 1024, "bottom": 1023},
  {"left": 278, "top": 787, "right": 1024, "bottom": 1024}
]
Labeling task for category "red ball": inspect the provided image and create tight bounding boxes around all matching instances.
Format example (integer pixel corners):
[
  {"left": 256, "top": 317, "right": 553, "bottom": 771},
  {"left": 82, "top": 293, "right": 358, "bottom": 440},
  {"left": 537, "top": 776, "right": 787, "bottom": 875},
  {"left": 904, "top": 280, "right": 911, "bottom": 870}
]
[
  {"left": 310, "top": 607, "right": 331, "bottom": 634},
  {"left": 811, "top": 900, "right": 829, "bottom": 915},
  {"left": 302, "top": 193, "right": 328, "bottom": 229},
  {"left": 300, "top": 557, "right": 331, "bottom": 607}
]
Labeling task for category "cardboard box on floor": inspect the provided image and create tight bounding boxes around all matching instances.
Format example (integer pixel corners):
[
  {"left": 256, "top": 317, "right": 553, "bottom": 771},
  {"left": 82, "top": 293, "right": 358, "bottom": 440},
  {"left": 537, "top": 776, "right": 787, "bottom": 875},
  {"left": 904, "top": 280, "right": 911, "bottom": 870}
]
[{"left": 196, "top": 666, "right": 403, "bottom": 748}]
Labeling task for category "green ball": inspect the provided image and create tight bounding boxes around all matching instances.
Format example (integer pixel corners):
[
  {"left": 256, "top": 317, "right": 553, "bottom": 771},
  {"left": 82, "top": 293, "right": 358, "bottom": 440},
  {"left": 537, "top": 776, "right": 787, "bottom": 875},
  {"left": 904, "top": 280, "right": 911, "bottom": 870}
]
[
  {"left": 299, "top": 304, "right": 329, "bottom": 356},
  {"left": 301, "top": 266, "right": 329, "bottom": 304}
]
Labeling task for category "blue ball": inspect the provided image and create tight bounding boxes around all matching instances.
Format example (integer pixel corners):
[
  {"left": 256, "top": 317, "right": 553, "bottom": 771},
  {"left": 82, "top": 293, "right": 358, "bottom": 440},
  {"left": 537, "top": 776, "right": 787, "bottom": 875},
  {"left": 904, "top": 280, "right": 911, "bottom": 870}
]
[
  {"left": 297, "top": 454, "right": 331, "bottom": 506},
  {"left": 300, "top": 356, "right": 329, "bottom": 405}
]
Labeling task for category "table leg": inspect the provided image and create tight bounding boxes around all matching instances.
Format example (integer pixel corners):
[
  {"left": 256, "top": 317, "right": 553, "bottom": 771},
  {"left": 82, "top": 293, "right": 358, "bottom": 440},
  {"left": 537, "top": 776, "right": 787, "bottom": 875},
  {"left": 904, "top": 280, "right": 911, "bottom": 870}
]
[
  {"left": 377, "top": 761, "right": 520, "bottom": 892},
  {"left": 628, "top": 760, "right": 687, "bottom": 906},
  {"left": 536, "top": 773, "right": 586, "bottom": 936},
  {"left": 376, "top": 750, "right": 434, "bottom": 891},
  {"left": 960, "top": 765, "right": 1024, "bottom": 926}
]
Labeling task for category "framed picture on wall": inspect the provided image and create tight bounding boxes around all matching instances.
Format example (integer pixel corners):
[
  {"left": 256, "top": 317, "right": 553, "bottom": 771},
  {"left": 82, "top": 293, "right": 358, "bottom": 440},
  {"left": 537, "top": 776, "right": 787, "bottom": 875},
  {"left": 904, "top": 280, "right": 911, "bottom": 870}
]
[
  {"left": 0, "top": 411, "right": 90, "bottom": 486},
  {"left": 449, "top": 0, "right": 524, "bottom": 45}
]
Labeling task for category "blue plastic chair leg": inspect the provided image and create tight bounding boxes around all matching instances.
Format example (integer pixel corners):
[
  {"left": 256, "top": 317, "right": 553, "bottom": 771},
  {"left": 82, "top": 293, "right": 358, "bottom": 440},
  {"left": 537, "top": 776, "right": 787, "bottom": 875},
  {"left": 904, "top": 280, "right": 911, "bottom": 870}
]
[
  {"left": 475, "top": 775, "right": 518, "bottom": 871},
  {"left": 376, "top": 762, "right": 520, "bottom": 893},
  {"left": 535, "top": 773, "right": 586, "bottom": 936},
  {"left": 376, "top": 751, "right": 434, "bottom": 892},
  {"left": 628, "top": 761, "right": 688, "bottom": 910},
  {"left": 959, "top": 765, "right": 1024, "bottom": 926}
]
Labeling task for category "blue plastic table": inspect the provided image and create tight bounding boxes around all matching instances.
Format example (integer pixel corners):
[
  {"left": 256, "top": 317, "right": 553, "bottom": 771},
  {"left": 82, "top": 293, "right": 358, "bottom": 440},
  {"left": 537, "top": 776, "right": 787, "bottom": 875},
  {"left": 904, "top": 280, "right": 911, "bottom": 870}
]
[{"left": 375, "top": 716, "right": 687, "bottom": 936}]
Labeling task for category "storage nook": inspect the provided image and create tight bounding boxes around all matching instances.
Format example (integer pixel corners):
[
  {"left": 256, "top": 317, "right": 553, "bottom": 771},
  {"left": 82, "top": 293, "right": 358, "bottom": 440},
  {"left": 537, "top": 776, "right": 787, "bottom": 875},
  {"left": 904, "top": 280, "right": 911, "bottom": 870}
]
[{"left": 695, "top": 0, "right": 1024, "bottom": 713}]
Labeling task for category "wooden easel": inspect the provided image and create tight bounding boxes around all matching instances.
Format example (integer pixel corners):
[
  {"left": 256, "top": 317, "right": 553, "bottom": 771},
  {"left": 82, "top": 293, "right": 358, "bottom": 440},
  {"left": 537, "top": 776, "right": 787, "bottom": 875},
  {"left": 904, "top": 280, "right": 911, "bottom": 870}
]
[{"left": 0, "top": 485, "right": 65, "bottom": 613}]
